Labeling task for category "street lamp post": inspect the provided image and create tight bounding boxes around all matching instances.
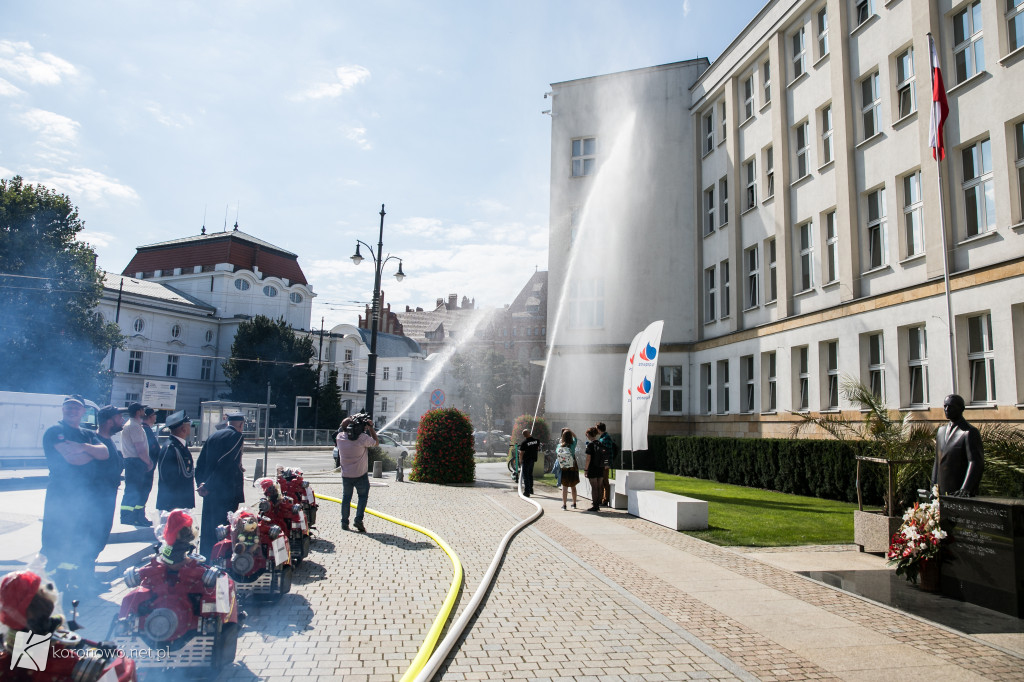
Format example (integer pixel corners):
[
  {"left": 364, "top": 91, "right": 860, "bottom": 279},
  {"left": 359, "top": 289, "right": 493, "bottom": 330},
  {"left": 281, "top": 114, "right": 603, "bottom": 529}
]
[{"left": 351, "top": 204, "right": 406, "bottom": 421}]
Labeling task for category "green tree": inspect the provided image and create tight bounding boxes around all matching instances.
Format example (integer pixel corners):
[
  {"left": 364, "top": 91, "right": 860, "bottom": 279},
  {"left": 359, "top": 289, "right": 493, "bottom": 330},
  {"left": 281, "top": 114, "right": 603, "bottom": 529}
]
[
  {"left": 317, "top": 369, "right": 344, "bottom": 433},
  {"left": 222, "top": 315, "right": 317, "bottom": 427},
  {"left": 449, "top": 349, "right": 522, "bottom": 426},
  {"left": 0, "top": 176, "right": 123, "bottom": 398}
]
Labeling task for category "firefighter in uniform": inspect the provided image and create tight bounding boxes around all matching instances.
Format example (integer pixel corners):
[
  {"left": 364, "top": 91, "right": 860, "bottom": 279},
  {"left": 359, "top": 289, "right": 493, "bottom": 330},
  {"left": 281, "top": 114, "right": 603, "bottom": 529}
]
[
  {"left": 157, "top": 411, "right": 195, "bottom": 512},
  {"left": 195, "top": 412, "right": 246, "bottom": 557}
]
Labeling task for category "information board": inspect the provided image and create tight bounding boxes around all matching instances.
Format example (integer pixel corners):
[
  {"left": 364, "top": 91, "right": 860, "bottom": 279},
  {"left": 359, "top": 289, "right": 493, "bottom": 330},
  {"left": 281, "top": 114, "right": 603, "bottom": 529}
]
[{"left": 142, "top": 380, "right": 178, "bottom": 410}]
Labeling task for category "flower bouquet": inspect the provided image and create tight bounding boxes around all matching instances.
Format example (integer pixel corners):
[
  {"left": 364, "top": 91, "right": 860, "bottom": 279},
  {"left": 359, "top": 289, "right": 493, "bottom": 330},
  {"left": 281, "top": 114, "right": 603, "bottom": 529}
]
[{"left": 886, "top": 489, "right": 946, "bottom": 585}]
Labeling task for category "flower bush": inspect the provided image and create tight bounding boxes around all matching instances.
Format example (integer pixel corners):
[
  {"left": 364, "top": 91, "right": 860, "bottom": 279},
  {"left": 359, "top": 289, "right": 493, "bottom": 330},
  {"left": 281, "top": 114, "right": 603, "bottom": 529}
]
[
  {"left": 410, "top": 408, "right": 475, "bottom": 484},
  {"left": 886, "top": 489, "right": 946, "bottom": 584}
]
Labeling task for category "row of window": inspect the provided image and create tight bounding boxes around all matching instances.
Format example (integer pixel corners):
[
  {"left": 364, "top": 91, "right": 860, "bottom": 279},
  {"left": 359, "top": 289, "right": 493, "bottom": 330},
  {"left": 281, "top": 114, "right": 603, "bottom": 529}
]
[
  {"left": 128, "top": 318, "right": 216, "bottom": 343},
  {"left": 233, "top": 277, "right": 304, "bottom": 303},
  {"left": 680, "top": 312, "right": 998, "bottom": 416},
  {"left": 126, "top": 351, "right": 214, "bottom": 381}
]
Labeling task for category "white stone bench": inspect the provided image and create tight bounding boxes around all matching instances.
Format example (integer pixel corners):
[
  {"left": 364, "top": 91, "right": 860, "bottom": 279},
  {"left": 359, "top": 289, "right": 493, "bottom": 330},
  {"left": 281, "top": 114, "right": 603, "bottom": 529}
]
[
  {"left": 578, "top": 469, "right": 654, "bottom": 509},
  {"left": 628, "top": 490, "right": 708, "bottom": 530}
]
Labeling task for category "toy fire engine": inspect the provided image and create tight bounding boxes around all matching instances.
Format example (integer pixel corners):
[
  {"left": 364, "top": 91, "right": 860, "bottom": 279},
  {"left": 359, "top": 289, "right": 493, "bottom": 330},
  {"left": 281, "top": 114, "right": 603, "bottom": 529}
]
[
  {"left": 278, "top": 466, "right": 318, "bottom": 527},
  {"left": 211, "top": 509, "right": 292, "bottom": 599},
  {"left": 259, "top": 476, "right": 310, "bottom": 566},
  {"left": 112, "top": 510, "right": 240, "bottom": 672}
]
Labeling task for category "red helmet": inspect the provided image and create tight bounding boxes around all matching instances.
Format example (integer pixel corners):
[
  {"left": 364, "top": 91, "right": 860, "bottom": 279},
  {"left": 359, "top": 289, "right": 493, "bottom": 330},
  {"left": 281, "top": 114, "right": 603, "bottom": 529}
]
[
  {"left": 0, "top": 570, "right": 42, "bottom": 630},
  {"left": 163, "top": 509, "right": 194, "bottom": 545},
  {"left": 256, "top": 477, "right": 276, "bottom": 494}
]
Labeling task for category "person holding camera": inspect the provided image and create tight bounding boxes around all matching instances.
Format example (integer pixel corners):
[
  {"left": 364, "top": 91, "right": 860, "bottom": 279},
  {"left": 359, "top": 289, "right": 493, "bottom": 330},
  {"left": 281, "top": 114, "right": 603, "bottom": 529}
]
[{"left": 336, "top": 414, "right": 379, "bottom": 532}]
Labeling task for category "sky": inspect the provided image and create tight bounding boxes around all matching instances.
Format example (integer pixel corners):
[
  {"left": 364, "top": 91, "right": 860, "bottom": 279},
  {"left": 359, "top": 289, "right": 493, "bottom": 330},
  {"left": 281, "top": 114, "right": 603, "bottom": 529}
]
[{"left": 1, "top": 0, "right": 765, "bottom": 330}]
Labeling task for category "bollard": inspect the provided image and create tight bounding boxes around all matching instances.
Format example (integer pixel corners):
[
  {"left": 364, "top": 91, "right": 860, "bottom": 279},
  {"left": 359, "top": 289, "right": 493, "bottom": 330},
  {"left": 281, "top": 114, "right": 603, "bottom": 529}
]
[
  {"left": 253, "top": 459, "right": 264, "bottom": 481},
  {"left": 372, "top": 460, "right": 383, "bottom": 478}
]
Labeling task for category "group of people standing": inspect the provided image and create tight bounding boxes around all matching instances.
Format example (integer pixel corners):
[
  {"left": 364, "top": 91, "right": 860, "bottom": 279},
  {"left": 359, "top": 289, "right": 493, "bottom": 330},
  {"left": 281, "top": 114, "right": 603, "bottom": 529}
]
[
  {"left": 40, "top": 396, "right": 248, "bottom": 595},
  {"left": 519, "top": 421, "right": 616, "bottom": 512}
]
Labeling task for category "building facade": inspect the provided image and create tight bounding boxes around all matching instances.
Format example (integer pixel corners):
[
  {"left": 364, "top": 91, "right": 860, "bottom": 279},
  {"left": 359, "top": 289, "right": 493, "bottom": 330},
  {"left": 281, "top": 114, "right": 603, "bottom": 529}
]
[
  {"left": 546, "top": 0, "right": 1024, "bottom": 438},
  {"left": 100, "top": 228, "right": 315, "bottom": 418}
]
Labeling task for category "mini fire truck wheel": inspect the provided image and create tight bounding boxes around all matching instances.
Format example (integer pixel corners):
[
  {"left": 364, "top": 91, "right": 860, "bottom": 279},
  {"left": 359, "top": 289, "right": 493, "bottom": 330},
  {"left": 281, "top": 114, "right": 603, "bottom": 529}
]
[
  {"left": 277, "top": 565, "right": 293, "bottom": 594},
  {"left": 212, "top": 621, "right": 239, "bottom": 670},
  {"left": 307, "top": 506, "right": 317, "bottom": 526},
  {"left": 301, "top": 534, "right": 310, "bottom": 558}
]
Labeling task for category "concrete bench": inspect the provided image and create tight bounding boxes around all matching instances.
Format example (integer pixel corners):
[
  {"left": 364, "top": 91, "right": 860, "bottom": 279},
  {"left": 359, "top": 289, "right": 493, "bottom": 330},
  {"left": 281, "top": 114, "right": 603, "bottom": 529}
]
[
  {"left": 628, "top": 489, "right": 708, "bottom": 530},
  {"left": 578, "top": 469, "right": 654, "bottom": 509}
]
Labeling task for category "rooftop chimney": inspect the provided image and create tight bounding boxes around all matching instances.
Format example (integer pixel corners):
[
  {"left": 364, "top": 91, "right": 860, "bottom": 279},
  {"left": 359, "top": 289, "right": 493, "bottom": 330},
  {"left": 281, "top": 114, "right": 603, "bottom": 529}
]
[
  {"left": 448, "top": 293, "right": 457, "bottom": 309},
  {"left": 436, "top": 298, "right": 444, "bottom": 309}
]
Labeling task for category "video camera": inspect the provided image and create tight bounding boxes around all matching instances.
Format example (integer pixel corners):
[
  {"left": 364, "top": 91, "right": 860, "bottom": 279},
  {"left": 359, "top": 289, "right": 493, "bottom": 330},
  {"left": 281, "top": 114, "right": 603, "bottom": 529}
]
[{"left": 344, "top": 412, "right": 374, "bottom": 440}]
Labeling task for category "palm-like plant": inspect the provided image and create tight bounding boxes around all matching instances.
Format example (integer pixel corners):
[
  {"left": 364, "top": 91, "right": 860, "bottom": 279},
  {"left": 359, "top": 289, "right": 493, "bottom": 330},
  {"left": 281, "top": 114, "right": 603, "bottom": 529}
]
[
  {"left": 792, "top": 376, "right": 934, "bottom": 514},
  {"left": 978, "top": 423, "right": 1024, "bottom": 497}
]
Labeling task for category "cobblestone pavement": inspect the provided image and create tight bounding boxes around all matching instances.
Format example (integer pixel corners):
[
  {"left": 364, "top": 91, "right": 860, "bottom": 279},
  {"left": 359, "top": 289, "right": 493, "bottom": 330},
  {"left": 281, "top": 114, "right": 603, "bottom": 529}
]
[{"left": 69, "top": 471, "right": 1023, "bottom": 681}]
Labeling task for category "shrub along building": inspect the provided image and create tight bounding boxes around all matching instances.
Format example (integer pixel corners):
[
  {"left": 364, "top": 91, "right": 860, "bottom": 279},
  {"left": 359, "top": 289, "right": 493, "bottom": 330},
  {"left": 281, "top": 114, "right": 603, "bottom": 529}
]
[
  {"left": 545, "top": 0, "right": 1024, "bottom": 439},
  {"left": 98, "top": 225, "right": 314, "bottom": 418}
]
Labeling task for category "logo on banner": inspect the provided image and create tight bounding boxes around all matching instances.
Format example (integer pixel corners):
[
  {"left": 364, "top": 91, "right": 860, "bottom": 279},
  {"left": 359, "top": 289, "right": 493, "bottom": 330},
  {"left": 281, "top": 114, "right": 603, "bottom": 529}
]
[
  {"left": 639, "top": 343, "right": 657, "bottom": 362},
  {"left": 636, "top": 376, "right": 652, "bottom": 396},
  {"left": 12, "top": 631, "right": 49, "bottom": 670}
]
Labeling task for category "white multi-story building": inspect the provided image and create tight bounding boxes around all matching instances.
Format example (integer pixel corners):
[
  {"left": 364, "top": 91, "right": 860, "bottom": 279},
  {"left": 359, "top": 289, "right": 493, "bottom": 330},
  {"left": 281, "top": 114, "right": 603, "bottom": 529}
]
[
  {"left": 546, "top": 0, "right": 1024, "bottom": 438},
  {"left": 99, "top": 227, "right": 315, "bottom": 417}
]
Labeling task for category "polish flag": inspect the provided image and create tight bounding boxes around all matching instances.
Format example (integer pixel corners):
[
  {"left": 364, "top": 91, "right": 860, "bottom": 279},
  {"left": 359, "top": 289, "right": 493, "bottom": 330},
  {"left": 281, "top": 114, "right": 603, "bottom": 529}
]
[{"left": 928, "top": 34, "right": 949, "bottom": 161}]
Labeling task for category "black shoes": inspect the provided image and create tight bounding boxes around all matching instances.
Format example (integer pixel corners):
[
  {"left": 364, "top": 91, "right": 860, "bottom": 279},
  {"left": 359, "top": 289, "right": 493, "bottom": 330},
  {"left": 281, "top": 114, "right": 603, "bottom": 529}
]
[
  {"left": 354, "top": 521, "right": 366, "bottom": 533},
  {"left": 341, "top": 522, "right": 350, "bottom": 531}
]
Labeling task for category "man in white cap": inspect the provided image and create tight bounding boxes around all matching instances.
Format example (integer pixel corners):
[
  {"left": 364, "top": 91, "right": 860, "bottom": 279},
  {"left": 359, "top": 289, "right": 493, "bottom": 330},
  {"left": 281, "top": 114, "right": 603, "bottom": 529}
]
[
  {"left": 195, "top": 411, "right": 246, "bottom": 556},
  {"left": 157, "top": 411, "right": 195, "bottom": 512}
]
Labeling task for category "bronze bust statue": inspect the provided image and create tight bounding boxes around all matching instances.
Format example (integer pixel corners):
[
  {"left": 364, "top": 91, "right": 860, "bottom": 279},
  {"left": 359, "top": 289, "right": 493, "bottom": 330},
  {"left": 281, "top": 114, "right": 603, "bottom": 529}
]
[{"left": 932, "top": 394, "right": 984, "bottom": 497}]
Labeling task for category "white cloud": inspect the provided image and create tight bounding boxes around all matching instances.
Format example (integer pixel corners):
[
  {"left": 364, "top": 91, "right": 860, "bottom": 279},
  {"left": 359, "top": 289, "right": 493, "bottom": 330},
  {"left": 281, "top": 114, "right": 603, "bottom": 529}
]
[
  {"left": 473, "top": 198, "right": 510, "bottom": 213},
  {"left": 0, "top": 77, "right": 23, "bottom": 97},
  {"left": 683, "top": 1, "right": 692, "bottom": 17},
  {"left": 78, "top": 230, "right": 116, "bottom": 248},
  {"left": 144, "top": 102, "right": 193, "bottom": 129},
  {"left": 294, "top": 64, "right": 371, "bottom": 100},
  {"left": 25, "top": 167, "right": 139, "bottom": 204},
  {"left": 19, "top": 108, "right": 80, "bottom": 146},
  {"left": 345, "top": 126, "right": 372, "bottom": 150},
  {"left": 0, "top": 40, "right": 77, "bottom": 85}
]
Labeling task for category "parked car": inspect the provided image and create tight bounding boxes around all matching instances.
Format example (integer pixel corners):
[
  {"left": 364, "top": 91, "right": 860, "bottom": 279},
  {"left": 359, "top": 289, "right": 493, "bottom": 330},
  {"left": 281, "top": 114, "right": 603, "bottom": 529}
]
[{"left": 376, "top": 432, "right": 410, "bottom": 461}]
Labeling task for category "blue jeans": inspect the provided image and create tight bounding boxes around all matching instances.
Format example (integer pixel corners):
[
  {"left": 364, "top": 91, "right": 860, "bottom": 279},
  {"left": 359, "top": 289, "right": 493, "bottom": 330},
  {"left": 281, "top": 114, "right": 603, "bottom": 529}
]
[
  {"left": 342, "top": 473, "right": 370, "bottom": 526},
  {"left": 552, "top": 458, "right": 561, "bottom": 487}
]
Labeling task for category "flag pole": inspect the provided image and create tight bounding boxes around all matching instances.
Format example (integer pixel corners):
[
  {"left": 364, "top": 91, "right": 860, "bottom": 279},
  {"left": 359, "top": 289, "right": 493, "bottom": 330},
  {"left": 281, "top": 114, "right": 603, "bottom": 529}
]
[{"left": 929, "top": 32, "right": 958, "bottom": 394}]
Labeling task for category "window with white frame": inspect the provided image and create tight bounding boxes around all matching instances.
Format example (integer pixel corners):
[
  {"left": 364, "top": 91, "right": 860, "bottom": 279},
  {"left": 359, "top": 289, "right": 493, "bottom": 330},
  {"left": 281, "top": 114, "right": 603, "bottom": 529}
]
[
  {"left": 705, "top": 186, "right": 716, "bottom": 235},
  {"left": 855, "top": 0, "right": 872, "bottom": 26},
  {"left": 704, "top": 111, "right": 715, "bottom": 154},
  {"left": 720, "top": 259, "right": 730, "bottom": 318},
  {"left": 125, "top": 392, "right": 141, "bottom": 407},
  {"left": 861, "top": 71, "right": 880, "bottom": 139},
  {"left": 791, "top": 27, "right": 807, "bottom": 80},
  {"left": 701, "top": 363, "right": 713, "bottom": 414},
  {"left": 128, "top": 350, "right": 143, "bottom": 374},
  {"left": 571, "top": 137, "right": 597, "bottom": 176},
  {"left": 201, "top": 358, "right": 213, "bottom": 381},
  {"left": 967, "top": 312, "right": 996, "bottom": 403},
  {"left": 166, "top": 354, "right": 179, "bottom": 378},
  {"left": 763, "top": 59, "right": 771, "bottom": 104},
  {"left": 867, "top": 332, "right": 885, "bottom": 399},
  {"left": 1010, "top": 0, "right": 1024, "bottom": 52},
  {"left": 867, "top": 187, "right": 888, "bottom": 269},
  {"left": 962, "top": 138, "right": 995, "bottom": 237},
  {"left": 1016, "top": 121, "right": 1024, "bottom": 221},
  {"left": 797, "top": 221, "right": 814, "bottom": 291},
  {"left": 764, "top": 351, "right": 778, "bottom": 412},
  {"left": 767, "top": 238, "right": 778, "bottom": 302},
  {"left": 743, "top": 74, "right": 755, "bottom": 119},
  {"left": 381, "top": 397, "right": 388, "bottom": 413},
  {"left": 719, "top": 177, "right": 729, "bottom": 226},
  {"left": 568, "top": 278, "right": 605, "bottom": 328},
  {"left": 896, "top": 48, "right": 916, "bottom": 119},
  {"left": 745, "top": 158, "right": 757, "bottom": 209},
  {"left": 903, "top": 171, "right": 925, "bottom": 257},
  {"left": 817, "top": 6, "right": 829, "bottom": 58},
  {"left": 796, "top": 346, "right": 810, "bottom": 410},
  {"left": 746, "top": 245, "right": 759, "bottom": 308},
  {"left": 953, "top": 2, "right": 985, "bottom": 83},
  {"left": 344, "top": 349, "right": 353, "bottom": 362},
  {"left": 171, "top": 323, "right": 181, "bottom": 339},
  {"left": 824, "top": 210, "right": 839, "bottom": 284},
  {"left": 720, "top": 101, "right": 727, "bottom": 142},
  {"left": 765, "top": 146, "right": 775, "bottom": 198},
  {"left": 795, "top": 121, "right": 810, "bottom": 179},
  {"left": 821, "top": 104, "right": 833, "bottom": 165},
  {"left": 705, "top": 266, "right": 717, "bottom": 322},
  {"left": 908, "top": 325, "right": 929, "bottom": 406},
  {"left": 342, "top": 373, "right": 351, "bottom": 391},
  {"left": 133, "top": 318, "right": 145, "bottom": 333},
  {"left": 742, "top": 355, "right": 756, "bottom": 413},
  {"left": 824, "top": 340, "right": 839, "bottom": 409},
  {"left": 717, "top": 360, "right": 731, "bottom": 414},
  {"left": 396, "top": 366, "right": 403, "bottom": 381},
  {"left": 263, "top": 285, "right": 278, "bottom": 298},
  {"left": 660, "top": 366, "right": 683, "bottom": 414},
  {"left": 382, "top": 366, "right": 390, "bottom": 380}
]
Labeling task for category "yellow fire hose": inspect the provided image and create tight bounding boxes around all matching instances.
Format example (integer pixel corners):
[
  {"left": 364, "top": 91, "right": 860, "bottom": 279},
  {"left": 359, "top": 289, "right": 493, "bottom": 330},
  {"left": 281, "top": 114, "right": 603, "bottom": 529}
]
[{"left": 313, "top": 493, "right": 463, "bottom": 682}]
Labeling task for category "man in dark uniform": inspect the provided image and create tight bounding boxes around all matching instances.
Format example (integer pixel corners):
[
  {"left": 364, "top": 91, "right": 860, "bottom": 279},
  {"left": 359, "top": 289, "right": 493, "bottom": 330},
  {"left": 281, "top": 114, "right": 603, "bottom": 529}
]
[
  {"left": 195, "top": 412, "right": 246, "bottom": 557},
  {"left": 41, "top": 395, "right": 110, "bottom": 591},
  {"left": 83, "top": 405, "right": 127, "bottom": 591},
  {"left": 933, "top": 394, "right": 985, "bottom": 496},
  {"left": 157, "top": 411, "right": 195, "bottom": 512},
  {"left": 518, "top": 429, "right": 540, "bottom": 497}
]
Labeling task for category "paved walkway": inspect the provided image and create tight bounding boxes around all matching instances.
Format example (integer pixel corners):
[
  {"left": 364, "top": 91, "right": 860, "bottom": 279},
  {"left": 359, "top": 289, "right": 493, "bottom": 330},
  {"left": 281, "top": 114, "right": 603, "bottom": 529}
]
[{"left": 6, "top": 462, "right": 1023, "bottom": 680}]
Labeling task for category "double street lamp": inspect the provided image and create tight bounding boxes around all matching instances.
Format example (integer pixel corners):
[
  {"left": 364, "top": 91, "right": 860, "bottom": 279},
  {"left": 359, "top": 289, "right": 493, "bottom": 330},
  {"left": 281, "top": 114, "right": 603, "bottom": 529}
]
[{"left": 350, "top": 204, "right": 406, "bottom": 421}]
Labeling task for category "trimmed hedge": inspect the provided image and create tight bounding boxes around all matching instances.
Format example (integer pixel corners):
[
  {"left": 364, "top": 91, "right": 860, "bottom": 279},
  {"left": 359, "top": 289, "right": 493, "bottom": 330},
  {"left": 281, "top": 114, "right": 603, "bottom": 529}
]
[
  {"left": 410, "top": 408, "right": 475, "bottom": 484},
  {"left": 624, "top": 435, "right": 906, "bottom": 504}
]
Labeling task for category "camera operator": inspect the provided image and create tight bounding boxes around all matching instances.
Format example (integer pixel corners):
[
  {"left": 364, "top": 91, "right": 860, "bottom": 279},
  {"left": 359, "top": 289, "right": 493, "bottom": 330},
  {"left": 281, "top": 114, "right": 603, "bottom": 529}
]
[{"left": 335, "top": 414, "right": 378, "bottom": 533}]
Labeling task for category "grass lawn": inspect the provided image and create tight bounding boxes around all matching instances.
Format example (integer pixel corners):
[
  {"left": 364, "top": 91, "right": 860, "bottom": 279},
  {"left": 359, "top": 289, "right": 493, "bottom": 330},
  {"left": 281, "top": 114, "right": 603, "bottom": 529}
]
[{"left": 539, "top": 471, "right": 861, "bottom": 547}]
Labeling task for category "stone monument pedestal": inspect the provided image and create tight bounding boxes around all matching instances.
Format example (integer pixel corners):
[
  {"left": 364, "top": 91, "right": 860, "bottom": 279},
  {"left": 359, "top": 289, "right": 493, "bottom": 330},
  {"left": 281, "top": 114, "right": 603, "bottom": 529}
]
[{"left": 854, "top": 510, "right": 902, "bottom": 553}]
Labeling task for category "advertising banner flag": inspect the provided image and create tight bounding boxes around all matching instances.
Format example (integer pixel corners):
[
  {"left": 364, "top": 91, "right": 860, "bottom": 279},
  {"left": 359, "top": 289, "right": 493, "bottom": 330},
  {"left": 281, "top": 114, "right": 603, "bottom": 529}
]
[{"left": 621, "top": 320, "right": 664, "bottom": 454}]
